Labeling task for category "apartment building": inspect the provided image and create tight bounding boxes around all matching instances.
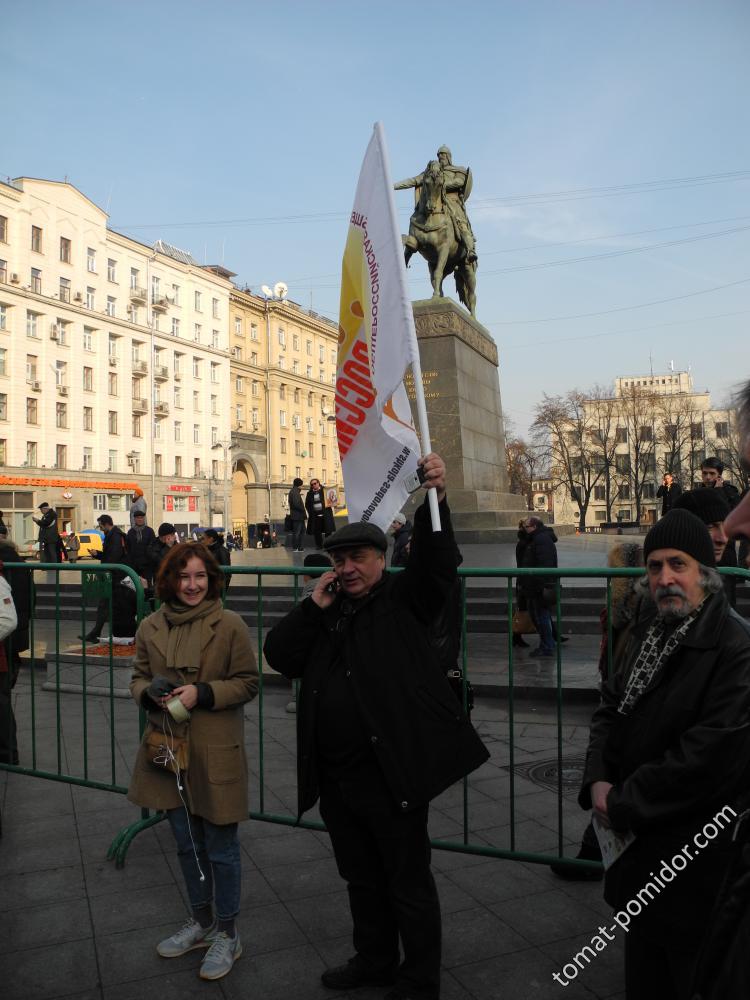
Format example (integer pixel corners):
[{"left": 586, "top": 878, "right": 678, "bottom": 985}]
[
  {"left": 548, "top": 370, "right": 740, "bottom": 528},
  {"left": 0, "top": 177, "right": 232, "bottom": 540},
  {"left": 228, "top": 287, "right": 343, "bottom": 528}
]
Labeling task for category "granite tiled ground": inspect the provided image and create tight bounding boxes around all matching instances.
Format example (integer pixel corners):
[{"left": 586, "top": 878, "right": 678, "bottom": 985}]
[{"left": 0, "top": 675, "right": 626, "bottom": 1000}]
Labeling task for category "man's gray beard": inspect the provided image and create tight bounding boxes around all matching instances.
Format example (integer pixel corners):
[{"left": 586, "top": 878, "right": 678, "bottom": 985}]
[{"left": 658, "top": 602, "right": 693, "bottom": 623}]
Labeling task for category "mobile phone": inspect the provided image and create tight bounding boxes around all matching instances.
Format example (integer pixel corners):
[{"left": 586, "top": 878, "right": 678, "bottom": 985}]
[
  {"left": 324, "top": 579, "right": 340, "bottom": 595},
  {"left": 404, "top": 465, "right": 427, "bottom": 494}
]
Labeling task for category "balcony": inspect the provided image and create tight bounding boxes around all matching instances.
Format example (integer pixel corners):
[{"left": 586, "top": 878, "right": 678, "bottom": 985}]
[
  {"left": 129, "top": 285, "right": 147, "bottom": 304},
  {"left": 154, "top": 401, "right": 170, "bottom": 416},
  {"left": 132, "top": 359, "right": 148, "bottom": 374},
  {"left": 132, "top": 398, "right": 149, "bottom": 414},
  {"left": 154, "top": 365, "right": 169, "bottom": 381},
  {"left": 173, "top": 370, "right": 182, "bottom": 381},
  {"left": 151, "top": 296, "right": 169, "bottom": 313}
]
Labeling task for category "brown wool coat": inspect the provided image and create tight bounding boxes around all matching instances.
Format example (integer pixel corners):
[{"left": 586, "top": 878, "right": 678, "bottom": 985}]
[{"left": 127, "top": 606, "right": 258, "bottom": 825}]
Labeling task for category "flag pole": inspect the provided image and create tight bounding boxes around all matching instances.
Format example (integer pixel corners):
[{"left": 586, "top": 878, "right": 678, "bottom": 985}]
[{"left": 375, "top": 121, "right": 441, "bottom": 532}]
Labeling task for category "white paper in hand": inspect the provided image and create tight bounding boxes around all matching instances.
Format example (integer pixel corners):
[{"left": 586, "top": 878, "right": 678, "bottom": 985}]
[{"left": 592, "top": 813, "right": 636, "bottom": 870}]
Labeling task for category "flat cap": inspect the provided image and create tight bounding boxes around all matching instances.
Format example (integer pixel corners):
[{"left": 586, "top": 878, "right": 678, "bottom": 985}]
[{"left": 323, "top": 521, "right": 388, "bottom": 553}]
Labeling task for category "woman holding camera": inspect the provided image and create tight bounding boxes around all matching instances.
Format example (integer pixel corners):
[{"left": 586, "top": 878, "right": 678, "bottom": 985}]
[{"left": 127, "top": 542, "right": 258, "bottom": 981}]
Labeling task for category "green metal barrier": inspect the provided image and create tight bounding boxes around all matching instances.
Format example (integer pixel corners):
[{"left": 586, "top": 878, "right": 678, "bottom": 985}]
[{"left": 2, "top": 559, "right": 748, "bottom": 873}]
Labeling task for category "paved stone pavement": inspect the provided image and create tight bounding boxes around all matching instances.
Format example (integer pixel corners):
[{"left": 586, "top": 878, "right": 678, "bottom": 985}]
[{"left": 0, "top": 667, "right": 627, "bottom": 1000}]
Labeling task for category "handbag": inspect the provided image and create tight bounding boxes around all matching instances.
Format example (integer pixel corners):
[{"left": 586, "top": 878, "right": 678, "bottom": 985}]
[
  {"left": 512, "top": 609, "right": 536, "bottom": 636},
  {"left": 144, "top": 727, "right": 189, "bottom": 774}
]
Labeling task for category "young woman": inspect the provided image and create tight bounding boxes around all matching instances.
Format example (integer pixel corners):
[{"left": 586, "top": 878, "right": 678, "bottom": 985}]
[{"left": 127, "top": 542, "right": 258, "bottom": 981}]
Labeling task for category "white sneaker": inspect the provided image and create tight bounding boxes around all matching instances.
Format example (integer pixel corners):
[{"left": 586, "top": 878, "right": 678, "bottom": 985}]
[
  {"left": 156, "top": 918, "right": 217, "bottom": 958},
  {"left": 199, "top": 930, "right": 242, "bottom": 980}
]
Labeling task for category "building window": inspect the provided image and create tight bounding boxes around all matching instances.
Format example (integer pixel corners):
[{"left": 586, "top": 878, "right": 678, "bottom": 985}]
[
  {"left": 618, "top": 484, "right": 631, "bottom": 500},
  {"left": 0, "top": 350, "right": 5, "bottom": 377},
  {"left": 154, "top": 453, "right": 162, "bottom": 476},
  {"left": 56, "top": 402, "right": 68, "bottom": 429},
  {"left": 615, "top": 454, "right": 631, "bottom": 474},
  {"left": 280, "top": 464, "right": 287, "bottom": 481},
  {"left": 210, "top": 363, "right": 219, "bottom": 383},
  {"left": 193, "top": 424, "right": 200, "bottom": 444},
  {"left": 82, "top": 446, "right": 92, "bottom": 470},
  {"left": 0, "top": 304, "right": 6, "bottom": 330},
  {"left": 173, "top": 352, "right": 182, "bottom": 375},
  {"left": 278, "top": 327, "right": 286, "bottom": 346},
  {"left": 210, "top": 395, "right": 218, "bottom": 415},
  {"left": 250, "top": 323, "right": 258, "bottom": 341},
  {"left": 0, "top": 260, "right": 7, "bottom": 284},
  {"left": 132, "top": 414, "right": 142, "bottom": 437},
  {"left": 294, "top": 440, "right": 301, "bottom": 456},
  {"left": 251, "top": 380, "right": 259, "bottom": 397},
  {"left": 175, "top": 456, "right": 182, "bottom": 477},
  {"left": 55, "top": 359, "right": 67, "bottom": 385},
  {"left": 691, "top": 422, "right": 703, "bottom": 440},
  {"left": 234, "top": 316, "right": 242, "bottom": 336},
  {"left": 106, "top": 449, "right": 117, "bottom": 472},
  {"left": 82, "top": 366, "right": 94, "bottom": 392},
  {"left": 235, "top": 376, "right": 244, "bottom": 394},
  {"left": 26, "top": 398, "right": 38, "bottom": 424},
  {"left": 106, "top": 296, "right": 116, "bottom": 317},
  {"left": 175, "top": 421, "right": 182, "bottom": 442},
  {"left": 212, "top": 329, "right": 219, "bottom": 349},
  {"left": 211, "top": 459, "right": 218, "bottom": 479},
  {"left": 83, "top": 327, "right": 94, "bottom": 351},
  {"left": 615, "top": 427, "right": 628, "bottom": 444},
  {"left": 107, "top": 258, "right": 117, "bottom": 282},
  {"left": 292, "top": 360, "right": 299, "bottom": 375},
  {"left": 595, "top": 510, "right": 607, "bottom": 522},
  {"left": 192, "top": 357, "right": 201, "bottom": 378},
  {"left": 194, "top": 290, "right": 202, "bottom": 312},
  {"left": 212, "top": 298, "right": 219, "bottom": 319},
  {"left": 56, "top": 444, "right": 67, "bottom": 469},
  {"left": 0, "top": 216, "right": 7, "bottom": 242},
  {"left": 108, "top": 372, "right": 118, "bottom": 396},
  {"left": 59, "top": 236, "right": 72, "bottom": 263},
  {"left": 280, "top": 437, "right": 287, "bottom": 455},
  {"left": 0, "top": 393, "right": 6, "bottom": 420},
  {"left": 175, "top": 386, "right": 183, "bottom": 409},
  {"left": 108, "top": 411, "right": 118, "bottom": 434},
  {"left": 250, "top": 351, "right": 258, "bottom": 364},
  {"left": 171, "top": 283, "right": 180, "bottom": 306},
  {"left": 58, "top": 277, "right": 71, "bottom": 303},
  {"left": 108, "top": 333, "right": 117, "bottom": 358},
  {"left": 642, "top": 482, "right": 656, "bottom": 499},
  {"left": 87, "top": 247, "right": 96, "bottom": 272},
  {"left": 639, "top": 426, "right": 653, "bottom": 442},
  {"left": 83, "top": 406, "right": 93, "bottom": 431},
  {"left": 194, "top": 323, "right": 201, "bottom": 343},
  {"left": 30, "top": 268, "right": 41, "bottom": 294},
  {"left": 193, "top": 457, "right": 200, "bottom": 478},
  {"left": 294, "top": 388, "right": 301, "bottom": 404},
  {"left": 594, "top": 485, "right": 605, "bottom": 501},
  {"left": 715, "top": 421, "right": 729, "bottom": 438},
  {"left": 86, "top": 286, "right": 95, "bottom": 309},
  {"left": 130, "top": 267, "right": 139, "bottom": 289},
  {"left": 171, "top": 317, "right": 180, "bottom": 337},
  {"left": 211, "top": 426, "right": 218, "bottom": 446},
  {"left": 31, "top": 225, "right": 43, "bottom": 253},
  {"left": 279, "top": 409, "right": 287, "bottom": 428},
  {"left": 26, "top": 441, "right": 38, "bottom": 466}
]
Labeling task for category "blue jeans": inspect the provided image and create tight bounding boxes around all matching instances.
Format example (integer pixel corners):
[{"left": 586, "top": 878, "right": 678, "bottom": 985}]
[
  {"left": 292, "top": 520, "right": 305, "bottom": 550},
  {"left": 167, "top": 808, "right": 241, "bottom": 920},
  {"left": 528, "top": 595, "right": 554, "bottom": 653}
]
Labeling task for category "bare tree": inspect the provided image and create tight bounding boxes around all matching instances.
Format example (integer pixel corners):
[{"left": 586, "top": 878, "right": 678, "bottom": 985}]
[
  {"left": 532, "top": 391, "right": 606, "bottom": 531},
  {"left": 617, "top": 385, "right": 659, "bottom": 523},
  {"left": 587, "top": 388, "right": 621, "bottom": 522},
  {"left": 713, "top": 406, "right": 750, "bottom": 492},
  {"left": 656, "top": 392, "right": 704, "bottom": 486}
]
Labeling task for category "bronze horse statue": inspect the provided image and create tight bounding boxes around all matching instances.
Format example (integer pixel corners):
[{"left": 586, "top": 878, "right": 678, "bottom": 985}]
[{"left": 402, "top": 160, "right": 477, "bottom": 317}]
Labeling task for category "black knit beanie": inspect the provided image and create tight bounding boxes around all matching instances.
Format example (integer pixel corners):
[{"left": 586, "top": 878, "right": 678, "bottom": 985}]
[
  {"left": 673, "top": 488, "right": 731, "bottom": 526},
  {"left": 643, "top": 508, "right": 716, "bottom": 567}
]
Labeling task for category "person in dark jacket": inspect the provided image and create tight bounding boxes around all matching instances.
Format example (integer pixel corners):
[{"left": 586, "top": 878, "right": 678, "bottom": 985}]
[
  {"left": 579, "top": 509, "right": 750, "bottom": 1000},
  {"left": 264, "top": 454, "right": 488, "bottom": 1000},
  {"left": 389, "top": 512, "right": 412, "bottom": 568},
  {"left": 700, "top": 456, "right": 741, "bottom": 510},
  {"left": 0, "top": 527, "right": 33, "bottom": 765},
  {"left": 305, "top": 477, "right": 335, "bottom": 549},
  {"left": 288, "top": 478, "right": 307, "bottom": 552},
  {"left": 519, "top": 516, "right": 558, "bottom": 657},
  {"left": 126, "top": 510, "right": 156, "bottom": 586},
  {"left": 78, "top": 515, "right": 131, "bottom": 642},
  {"left": 32, "top": 502, "right": 60, "bottom": 563},
  {"left": 203, "top": 529, "right": 232, "bottom": 591},
  {"left": 656, "top": 473, "right": 682, "bottom": 517},
  {"left": 674, "top": 487, "right": 736, "bottom": 606},
  {"left": 148, "top": 523, "right": 178, "bottom": 578}
]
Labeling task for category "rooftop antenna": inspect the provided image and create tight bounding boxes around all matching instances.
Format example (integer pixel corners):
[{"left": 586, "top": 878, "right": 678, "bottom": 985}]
[
  {"left": 669, "top": 359, "right": 674, "bottom": 372},
  {"left": 649, "top": 351, "right": 654, "bottom": 378}
]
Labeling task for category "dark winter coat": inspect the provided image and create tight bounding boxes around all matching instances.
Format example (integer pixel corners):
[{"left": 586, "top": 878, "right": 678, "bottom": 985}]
[
  {"left": 288, "top": 486, "right": 306, "bottom": 523},
  {"left": 580, "top": 591, "right": 750, "bottom": 935},
  {"left": 94, "top": 526, "right": 130, "bottom": 583},
  {"left": 519, "top": 525, "right": 558, "bottom": 597},
  {"left": 35, "top": 508, "right": 59, "bottom": 545},
  {"left": 263, "top": 497, "right": 489, "bottom": 816},
  {"left": 147, "top": 539, "right": 173, "bottom": 578},
  {"left": 0, "top": 543, "right": 33, "bottom": 657},
  {"left": 207, "top": 540, "right": 232, "bottom": 589},
  {"left": 305, "top": 488, "right": 335, "bottom": 536},
  {"left": 657, "top": 481, "right": 682, "bottom": 515},
  {"left": 126, "top": 525, "right": 156, "bottom": 580}
]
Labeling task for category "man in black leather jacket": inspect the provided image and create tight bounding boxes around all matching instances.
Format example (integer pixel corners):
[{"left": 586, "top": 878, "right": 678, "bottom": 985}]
[
  {"left": 579, "top": 508, "right": 750, "bottom": 1000},
  {"left": 264, "top": 453, "right": 488, "bottom": 1000}
]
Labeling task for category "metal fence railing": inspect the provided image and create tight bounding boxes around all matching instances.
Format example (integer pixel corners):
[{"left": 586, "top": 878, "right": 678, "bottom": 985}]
[{"left": 1, "top": 561, "right": 747, "bottom": 871}]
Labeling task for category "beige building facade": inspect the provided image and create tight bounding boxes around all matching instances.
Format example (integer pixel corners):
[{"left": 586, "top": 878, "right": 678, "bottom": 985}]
[
  {"left": 0, "top": 177, "right": 233, "bottom": 543},
  {"left": 228, "top": 289, "right": 343, "bottom": 531}
]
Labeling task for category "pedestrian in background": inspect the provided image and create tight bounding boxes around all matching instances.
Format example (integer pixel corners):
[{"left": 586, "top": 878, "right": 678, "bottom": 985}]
[
  {"left": 149, "top": 523, "right": 178, "bottom": 578},
  {"left": 519, "top": 516, "right": 558, "bottom": 657},
  {"left": 305, "top": 477, "right": 335, "bottom": 549},
  {"left": 203, "top": 529, "right": 232, "bottom": 592},
  {"left": 127, "top": 511, "right": 156, "bottom": 587},
  {"left": 130, "top": 486, "right": 148, "bottom": 527},
  {"left": 65, "top": 531, "right": 80, "bottom": 564},
  {"left": 656, "top": 473, "right": 682, "bottom": 517},
  {"left": 288, "top": 477, "right": 307, "bottom": 552},
  {"left": 33, "top": 502, "right": 59, "bottom": 563},
  {"left": 389, "top": 511, "right": 412, "bottom": 567},
  {"left": 127, "top": 542, "right": 258, "bottom": 981}
]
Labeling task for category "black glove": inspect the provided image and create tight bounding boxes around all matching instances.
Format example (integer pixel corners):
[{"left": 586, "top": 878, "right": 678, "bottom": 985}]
[{"left": 146, "top": 675, "right": 176, "bottom": 703}]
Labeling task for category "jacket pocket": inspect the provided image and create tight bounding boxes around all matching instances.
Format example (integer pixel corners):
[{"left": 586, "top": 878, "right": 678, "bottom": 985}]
[{"left": 207, "top": 743, "right": 243, "bottom": 784}]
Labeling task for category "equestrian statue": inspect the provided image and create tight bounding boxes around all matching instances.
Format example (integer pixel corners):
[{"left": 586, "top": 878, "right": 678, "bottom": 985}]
[{"left": 394, "top": 145, "right": 478, "bottom": 317}]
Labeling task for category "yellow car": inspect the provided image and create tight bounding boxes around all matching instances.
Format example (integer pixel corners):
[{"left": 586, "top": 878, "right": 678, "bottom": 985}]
[{"left": 73, "top": 531, "right": 104, "bottom": 558}]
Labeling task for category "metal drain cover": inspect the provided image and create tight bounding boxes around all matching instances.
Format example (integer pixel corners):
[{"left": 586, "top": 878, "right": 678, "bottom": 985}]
[{"left": 509, "top": 757, "right": 586, "bottom": 791}]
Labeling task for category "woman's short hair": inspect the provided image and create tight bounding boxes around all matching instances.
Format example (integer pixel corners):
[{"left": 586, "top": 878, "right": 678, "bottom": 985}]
[{"left": 155, "top": 541, "right": 224, "bottom": 602}]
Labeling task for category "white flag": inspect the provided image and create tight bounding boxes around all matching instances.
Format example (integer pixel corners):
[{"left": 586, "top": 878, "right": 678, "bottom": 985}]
[{"left": 337, "top": 123, "right": 422, "bottom": 530}]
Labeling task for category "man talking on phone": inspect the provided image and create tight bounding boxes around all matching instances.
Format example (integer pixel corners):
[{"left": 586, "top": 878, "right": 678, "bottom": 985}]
[{"left": 264, "top": 452, "right": 488, "bottom": 1000}]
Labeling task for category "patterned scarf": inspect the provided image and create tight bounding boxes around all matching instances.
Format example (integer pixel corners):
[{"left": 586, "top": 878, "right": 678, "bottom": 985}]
[{"left": 618, "top": 601, "right": 705, "bottom": 714}]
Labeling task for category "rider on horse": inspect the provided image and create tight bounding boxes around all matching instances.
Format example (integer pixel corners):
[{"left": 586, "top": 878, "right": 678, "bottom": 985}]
[{"left": 394, "top": 145, "right": 477, "bottom": 264}]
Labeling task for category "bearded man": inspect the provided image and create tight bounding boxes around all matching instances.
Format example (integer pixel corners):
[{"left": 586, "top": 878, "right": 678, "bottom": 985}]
[{"left": 578, "top": 508, "right": 750, "bottom": 1000}]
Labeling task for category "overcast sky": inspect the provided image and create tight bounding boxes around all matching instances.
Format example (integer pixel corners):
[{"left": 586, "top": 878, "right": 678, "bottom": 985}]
[{"left": 5, "top": 0, "right": 749, "bottom": 437}]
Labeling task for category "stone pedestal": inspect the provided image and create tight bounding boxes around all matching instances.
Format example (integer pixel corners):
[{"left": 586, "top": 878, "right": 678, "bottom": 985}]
[{"left": 405, "top": 298, "right": 527, "bottom": 543}]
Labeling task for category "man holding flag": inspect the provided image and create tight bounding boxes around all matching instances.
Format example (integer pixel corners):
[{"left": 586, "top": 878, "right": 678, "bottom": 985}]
[{"left": 263, "top": 452, "right": 488, "bottom": 1000}]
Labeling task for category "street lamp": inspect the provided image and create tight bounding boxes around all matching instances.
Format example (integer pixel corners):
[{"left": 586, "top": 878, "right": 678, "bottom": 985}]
[
  {"left": 212, "top": 439, "right": 238, "bottom": 532},
  {"left": 260, "top": 282, "right": 288, "bottom": 524}
]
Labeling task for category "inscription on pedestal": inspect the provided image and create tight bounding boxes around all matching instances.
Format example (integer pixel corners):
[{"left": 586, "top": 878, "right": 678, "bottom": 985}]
[{"left": 404, "top": 370, "right": 441, "bottom": 401}]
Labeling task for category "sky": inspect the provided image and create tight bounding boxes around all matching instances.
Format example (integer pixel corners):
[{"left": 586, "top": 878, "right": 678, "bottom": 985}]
[{"left": 5, "top": 0, "right": 749, "bottom": 438}]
